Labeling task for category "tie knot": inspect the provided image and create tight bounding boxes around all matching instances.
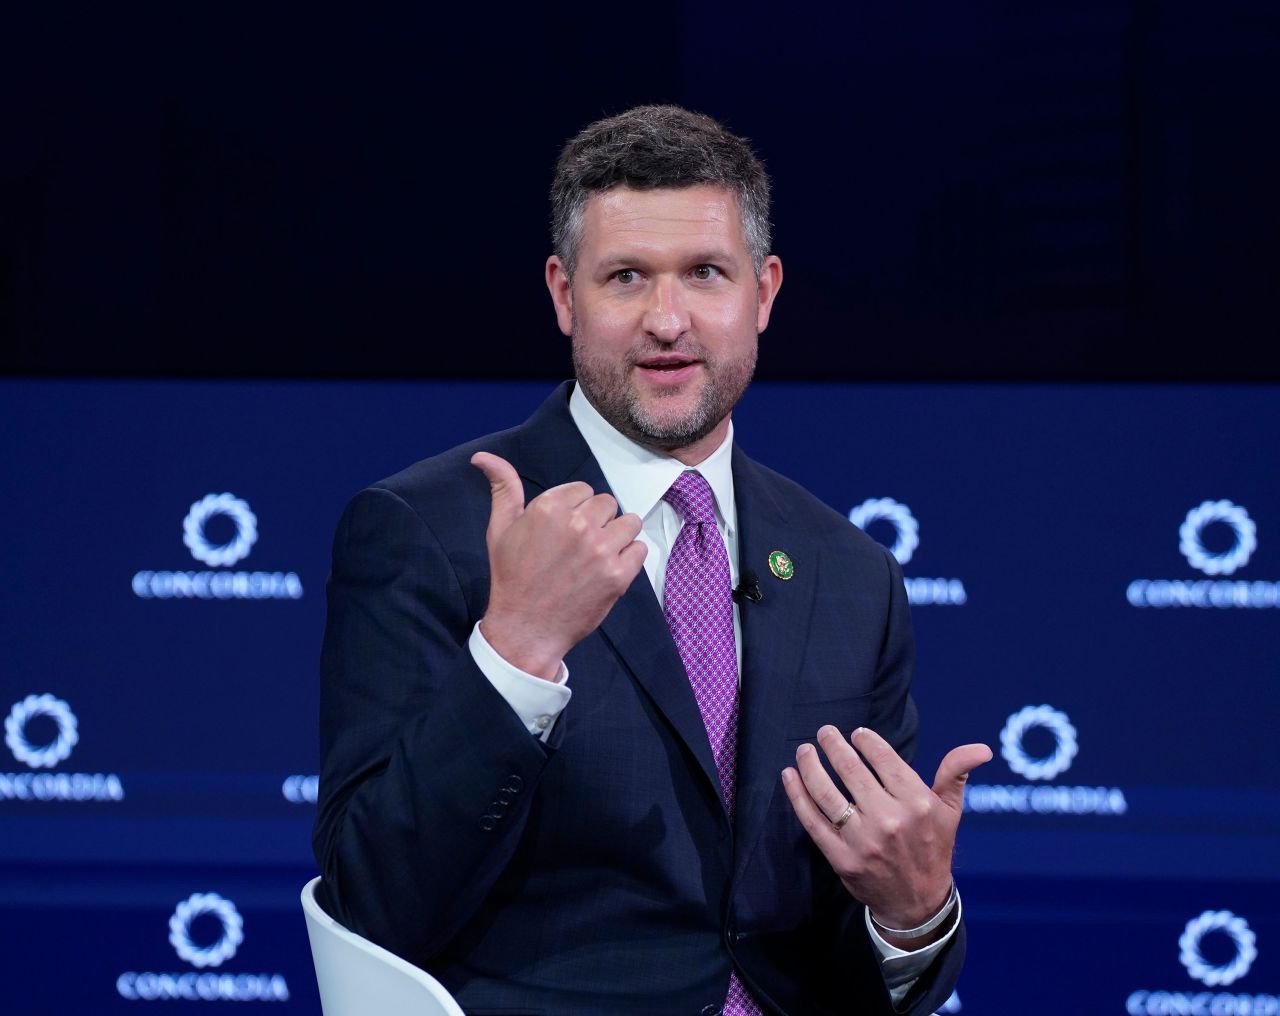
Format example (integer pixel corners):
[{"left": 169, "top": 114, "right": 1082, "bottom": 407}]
[{"left": 663, "top": 471, "right": 717, "bottom": 525}]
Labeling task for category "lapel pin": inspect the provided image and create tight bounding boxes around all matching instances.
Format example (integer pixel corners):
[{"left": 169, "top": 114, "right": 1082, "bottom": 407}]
[{"left": 768, "top": 550, "right": 794, "bottom": 580}]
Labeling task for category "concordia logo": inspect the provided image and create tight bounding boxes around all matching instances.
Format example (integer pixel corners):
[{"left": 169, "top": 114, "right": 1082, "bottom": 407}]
[
  {"left": 1126, "top": 910, "right": 1273, "bottom": 1014},
  {"left": 281, "top": 774, "right": 319, "bottom": 804},
  {"left": 117, "top": 892, "right": 290, "bottom": 1003},
  {"left": 1127, "top": 500, "right": 1279, "bottom": 609},
  {"left": 132, "top": 493, "right": 304, "bottom": 601},
  {"left": 963, "top": 704, "right": 1128, "bottom": 817},
  {"left": 848, "top": 498, "right": 967, "bottom": 606},
  {"left": 0, "top": 694, "right": 124, "bottom": 802}
]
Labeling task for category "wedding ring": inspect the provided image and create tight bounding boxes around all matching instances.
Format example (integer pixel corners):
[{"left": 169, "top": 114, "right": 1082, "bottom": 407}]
[{"left": 832, "top": 802, "right": 855, "bottom": 830}]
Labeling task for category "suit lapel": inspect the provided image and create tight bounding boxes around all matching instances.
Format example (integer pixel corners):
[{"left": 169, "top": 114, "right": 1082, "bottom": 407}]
[
  {"left": 514, "top": 385, "right": 725, "bottom": 811},
  {"left": 731, "top": 447, "right": 820, "bottom": 881},
  {"left": 597, "top": 580, "right": 724, "bottom": 807}
]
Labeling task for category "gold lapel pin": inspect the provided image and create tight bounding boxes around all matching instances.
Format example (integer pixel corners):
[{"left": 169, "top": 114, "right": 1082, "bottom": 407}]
[{"left": 768, "top": 550, "right": 794, "bottom": 580}]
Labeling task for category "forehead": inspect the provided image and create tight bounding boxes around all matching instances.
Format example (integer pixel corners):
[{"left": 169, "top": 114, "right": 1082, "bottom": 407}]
[{"left": 578, "top": 185, "right": 746, "bottom": 259}]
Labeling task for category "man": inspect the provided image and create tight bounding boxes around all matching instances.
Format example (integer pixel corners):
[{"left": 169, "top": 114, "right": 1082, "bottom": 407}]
[{"left": 315, "top": 105, "right": 990, "bottom": 1016}]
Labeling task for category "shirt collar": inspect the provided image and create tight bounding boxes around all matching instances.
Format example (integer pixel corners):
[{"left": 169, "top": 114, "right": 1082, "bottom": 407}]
[{"left": 568, "top": 382, "right": 737, "bottom": 531}]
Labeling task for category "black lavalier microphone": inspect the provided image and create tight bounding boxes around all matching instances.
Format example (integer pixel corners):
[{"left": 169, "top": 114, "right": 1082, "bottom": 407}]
[{"left": 733, "top": 569, "right": 763, "bottom": 605}]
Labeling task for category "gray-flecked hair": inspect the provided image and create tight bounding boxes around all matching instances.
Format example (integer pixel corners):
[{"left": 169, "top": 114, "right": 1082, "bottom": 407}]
[{"left": 551, "top": 105, "right": 772, "bottom": 280}]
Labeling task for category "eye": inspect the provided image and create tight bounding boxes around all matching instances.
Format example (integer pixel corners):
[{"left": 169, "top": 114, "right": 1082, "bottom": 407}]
[
  {"left": 612, "top": 269, "right": 638, "bottom": 285},
  {"left": 691, "top": 265, "right": 721, "bottom": 281}
]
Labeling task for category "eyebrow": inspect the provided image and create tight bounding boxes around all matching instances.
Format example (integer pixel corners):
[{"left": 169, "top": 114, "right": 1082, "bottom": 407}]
[
  {"left": 687, "top": 249, "right": 740, "bottom": 267},
  {"left": 595, "top": 255, "right": 643, "bottom": 273},
  {"left": 594, "top": 249, "right": 742, "bottom": 272}
]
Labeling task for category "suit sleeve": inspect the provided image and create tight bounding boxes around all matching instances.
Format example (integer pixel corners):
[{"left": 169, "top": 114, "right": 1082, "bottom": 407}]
[
  {"left": 312, "top": 484, "right": 554, "bottom": 963},
  {"left": 826, "top": 545, "right": 964, "bottom": 1016}
]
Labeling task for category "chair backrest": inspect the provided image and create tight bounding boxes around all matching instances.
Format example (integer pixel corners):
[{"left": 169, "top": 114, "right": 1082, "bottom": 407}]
[{"left": 300, "top": 876, "right": 466, "bottom": 1016}]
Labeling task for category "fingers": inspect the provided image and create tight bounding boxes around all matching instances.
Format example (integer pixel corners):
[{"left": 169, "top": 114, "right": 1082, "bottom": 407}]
[
  {"left": 617, "top": 535, "right": 650, "bottom": 574},
  {"left": 781, "top": 766, "right": 849, "bottom": 859},
  {"left": 815, "top": 726, "right": 889, "bottom": 806},
  {"left": 471, "top": 452, "right": 525, "bottom": 538},
  {"left": 476, "top": 457, "right": 646, "bottom": 596},
  {"left": 577, "top": 491, "right": 623, "bottom": 529},
  {"left": 536, "top": 480, "right": 599, "bottom": 509},
  {"left": 786, "top": 729, "right": 984, "bottom": 926},
  {"left": 595, "top": 509, "right": 648, "bottom": 588},
  {"left": 604, "top": 509, "right": 644, "bottom": 550},
  {"left": 850, "top": 727, "right": 926, "bottom": 798},
  {"left": 474, "top": 454, "right": 630, "bottom": 542},
  {"left": 931, "top": 742, "right": 993, "bottom": 812},
  {"left": 544, "top": 488, "right": 643, "bottom": 556},
  {"left": 794, "top": 740, "right": 863, "bottom": 828}
]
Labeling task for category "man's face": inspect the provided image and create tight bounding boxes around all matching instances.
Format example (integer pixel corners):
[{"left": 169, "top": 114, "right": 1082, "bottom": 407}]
[{"left": 546, "top": 185, "right": 782, "bottom": 462}]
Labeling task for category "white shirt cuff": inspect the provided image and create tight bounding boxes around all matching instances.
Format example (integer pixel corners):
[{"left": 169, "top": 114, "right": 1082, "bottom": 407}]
[
  {"left": 468, "top": 622, "right": 571, "bottom": 741},
  {"left": 865, "top": 889, "right": 963, "bottom": 1008}
]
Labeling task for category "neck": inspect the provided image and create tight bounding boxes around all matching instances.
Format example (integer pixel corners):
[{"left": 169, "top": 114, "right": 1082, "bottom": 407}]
[{"left": 657, "top": 416, "right": 733, "bottom": 466}]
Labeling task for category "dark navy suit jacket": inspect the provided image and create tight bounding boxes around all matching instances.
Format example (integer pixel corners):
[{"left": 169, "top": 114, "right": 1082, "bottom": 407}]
[{"left": 314, "top": 383, "right": 964, "bottom": 1015}]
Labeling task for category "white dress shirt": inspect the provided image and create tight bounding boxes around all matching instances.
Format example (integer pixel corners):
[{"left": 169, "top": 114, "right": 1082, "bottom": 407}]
[{"left": 466, "top": 383, "right": 955, "bottom": 1003}]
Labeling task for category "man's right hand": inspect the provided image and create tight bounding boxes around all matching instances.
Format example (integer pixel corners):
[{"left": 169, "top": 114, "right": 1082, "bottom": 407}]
[{"left": 471, "top": 452, "right": 647, "bottom": 681}]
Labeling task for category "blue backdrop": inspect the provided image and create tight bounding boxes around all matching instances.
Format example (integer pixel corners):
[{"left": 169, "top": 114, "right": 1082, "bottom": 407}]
[{"left": 3, "top": 379, "right": 1277, "bottom": 1013}]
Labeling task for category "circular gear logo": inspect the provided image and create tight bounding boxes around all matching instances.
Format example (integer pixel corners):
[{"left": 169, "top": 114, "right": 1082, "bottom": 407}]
[
  {"left": 183, "top": 493, "right": 258, "bottom": 567},
  {"left": 1179, "top": 910, "right": 1256, "bottom": 987},
  {"left": 169, "top": 892, "right": 245, "bottom": 968},
  {"left": 5, "top": 694, "right": 79, "bottom": 768},
  {"left": 1000, "top": 705, "right": 1078, "bottom": 781},
  {"left": 849, "top": 498, "right": 920, "bottom": 566},
  {"left": 1179, "top": 500, "right": 1257, "bottom": 576}
]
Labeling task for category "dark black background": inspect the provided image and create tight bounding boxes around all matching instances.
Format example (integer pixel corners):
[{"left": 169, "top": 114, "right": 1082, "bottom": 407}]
[{"left": 3, "top": 2, "right": 1277, "bottom": 381}]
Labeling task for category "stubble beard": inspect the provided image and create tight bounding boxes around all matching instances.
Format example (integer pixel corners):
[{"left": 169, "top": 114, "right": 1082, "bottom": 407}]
[{"left": 571, "top": 324, "right": 758, "bottom": 453}]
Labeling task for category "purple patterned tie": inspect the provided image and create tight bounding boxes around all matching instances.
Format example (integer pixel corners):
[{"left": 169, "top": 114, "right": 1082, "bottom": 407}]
[{"left": 662, "top": 471, "right": 762, "bottom": 1016}]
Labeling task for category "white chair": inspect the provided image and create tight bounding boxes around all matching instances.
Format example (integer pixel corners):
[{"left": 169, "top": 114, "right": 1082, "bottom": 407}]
[{"left": 301, "top": 876, "right": 466, "bottom": 1016}]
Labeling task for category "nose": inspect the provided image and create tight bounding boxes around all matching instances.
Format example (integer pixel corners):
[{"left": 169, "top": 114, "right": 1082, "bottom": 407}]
[{"left": 642, "top": 275, "right": 690, "bottom": 343}]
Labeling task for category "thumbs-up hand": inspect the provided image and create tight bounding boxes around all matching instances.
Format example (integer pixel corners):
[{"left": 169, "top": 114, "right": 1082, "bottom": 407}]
[
  {"left": 781, "top": 725, "right": 992, "bottom": 947},
  {"left": 470, "top": 452, "right": 647, "bottom": 681}
]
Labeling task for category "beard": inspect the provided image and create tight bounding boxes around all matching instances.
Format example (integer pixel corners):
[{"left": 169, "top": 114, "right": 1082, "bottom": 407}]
[{"left": 571, "top": 326, "right": 758, "bottom": 452}]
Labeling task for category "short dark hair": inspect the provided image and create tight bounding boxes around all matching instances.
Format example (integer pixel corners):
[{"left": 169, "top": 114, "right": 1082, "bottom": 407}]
[{"left": 551, "top": 104, "right": 772, "bottom": 279}]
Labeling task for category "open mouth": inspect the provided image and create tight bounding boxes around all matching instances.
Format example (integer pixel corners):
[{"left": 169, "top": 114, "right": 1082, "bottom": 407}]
[{"left": 635, "top": 355, "right": 700, "bottom": 373}]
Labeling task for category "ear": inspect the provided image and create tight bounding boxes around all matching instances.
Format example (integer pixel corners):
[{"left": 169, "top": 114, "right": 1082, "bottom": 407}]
[
  {"left": 545, "top": 256, "right": 574, "bottom": 337},
  {"left": 755, "top": 255, "right": 783, "bottom": 333}
]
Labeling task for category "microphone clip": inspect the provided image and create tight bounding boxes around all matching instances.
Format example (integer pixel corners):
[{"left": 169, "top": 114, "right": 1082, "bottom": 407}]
[{"left": 733, "top": 570, "right": 763, "bottom": 605}]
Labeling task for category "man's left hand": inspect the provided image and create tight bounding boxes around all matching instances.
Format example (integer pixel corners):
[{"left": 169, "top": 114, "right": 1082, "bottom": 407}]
[{"left": 781, "top": 726, "right": 991, "bottom": 945}]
